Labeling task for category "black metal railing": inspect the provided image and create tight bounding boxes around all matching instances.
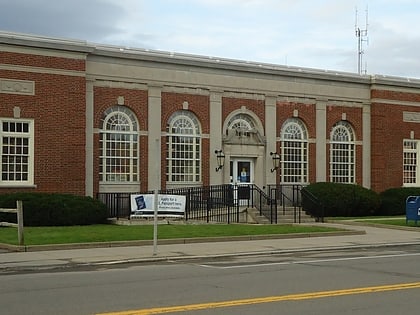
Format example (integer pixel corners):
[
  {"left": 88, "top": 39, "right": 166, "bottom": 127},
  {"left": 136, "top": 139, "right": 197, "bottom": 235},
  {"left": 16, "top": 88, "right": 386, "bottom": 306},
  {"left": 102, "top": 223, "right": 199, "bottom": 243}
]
[
  {"left": 97, "top": 184, "right": 322, "bottom": 224},
  {"left": 267, "top": 184, "right": 304, "bottom": 223},
  {"left": 97, "top": 192, "right": 138, "bottom": 219},
  {"left": 162, "top": 185, "right": 240, "bottom": 223},
  {"left": 98, "top": 184, "right": 243, "bottom": 223},
  {"left": 300, "top": 186, "right": 324, "bottom": 222},
  {"left": 249, "top": 184, "right": 277, "bottom": 223}
]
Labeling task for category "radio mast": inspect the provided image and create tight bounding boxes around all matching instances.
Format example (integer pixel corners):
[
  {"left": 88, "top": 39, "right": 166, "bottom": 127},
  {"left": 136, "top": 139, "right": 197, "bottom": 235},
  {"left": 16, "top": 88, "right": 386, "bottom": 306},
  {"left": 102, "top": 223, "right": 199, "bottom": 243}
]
[{"left": 355, "top": 6, "right": 369, "bottom": 75}]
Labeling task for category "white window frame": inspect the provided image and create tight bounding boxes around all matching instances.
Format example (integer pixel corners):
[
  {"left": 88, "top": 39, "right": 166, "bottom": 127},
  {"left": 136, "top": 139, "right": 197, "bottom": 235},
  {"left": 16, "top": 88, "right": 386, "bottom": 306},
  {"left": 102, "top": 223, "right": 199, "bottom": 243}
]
[
  {"left": 166, "top": 111, "right": 201, "bottom": 183},
  {"left": 330, "top": 121, "right": 355, "bottom": 184},
  {"left": 99, "top": 106, "right": 139, "bottom": 184},
  {"left": 280, "top": 118, "right": 309, "bottom": 184},
  {"left": 0, "top": 118, "right": 34, "bottom": 187},
  {"left": 403, "top": 139, "right": 419, "bottom": 186},
  {"left": 226, "top": 113, "right": 255, "bottom": 137}
]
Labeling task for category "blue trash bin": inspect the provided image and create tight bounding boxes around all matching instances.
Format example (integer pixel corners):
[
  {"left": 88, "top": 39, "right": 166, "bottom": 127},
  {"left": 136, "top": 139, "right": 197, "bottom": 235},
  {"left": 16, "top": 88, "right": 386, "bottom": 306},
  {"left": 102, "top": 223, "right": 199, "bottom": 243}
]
[{"left": 406, "top": 196, "right": 420, "bottom": 226}]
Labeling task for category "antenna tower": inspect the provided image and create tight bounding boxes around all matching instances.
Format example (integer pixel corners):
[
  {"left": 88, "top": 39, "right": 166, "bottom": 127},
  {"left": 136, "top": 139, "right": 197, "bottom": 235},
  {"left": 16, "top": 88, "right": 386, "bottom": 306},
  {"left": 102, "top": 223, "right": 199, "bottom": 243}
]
[{"left": 355, "top": 6, "right": 369, "bottom": 75}]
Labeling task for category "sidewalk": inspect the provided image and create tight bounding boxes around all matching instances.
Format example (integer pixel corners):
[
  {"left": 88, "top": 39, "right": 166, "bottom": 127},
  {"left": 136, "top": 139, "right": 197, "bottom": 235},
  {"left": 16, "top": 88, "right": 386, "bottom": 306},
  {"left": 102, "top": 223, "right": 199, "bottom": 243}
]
[{"left": 1, "top": 222, "right": 420, "bottom": 273}]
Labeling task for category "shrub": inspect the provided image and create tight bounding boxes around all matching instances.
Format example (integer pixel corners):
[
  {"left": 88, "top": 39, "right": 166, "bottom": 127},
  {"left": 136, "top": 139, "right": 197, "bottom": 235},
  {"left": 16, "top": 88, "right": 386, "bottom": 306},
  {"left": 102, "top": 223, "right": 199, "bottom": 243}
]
[
  {"left": 378, "top": 187, "right": 420, "bottom": 216},
  {"left": 302, "top": 182, "right": 380, "bottom": 217},
  {"left": 0, "top": 193, "right": 108, "bottom": 226}
]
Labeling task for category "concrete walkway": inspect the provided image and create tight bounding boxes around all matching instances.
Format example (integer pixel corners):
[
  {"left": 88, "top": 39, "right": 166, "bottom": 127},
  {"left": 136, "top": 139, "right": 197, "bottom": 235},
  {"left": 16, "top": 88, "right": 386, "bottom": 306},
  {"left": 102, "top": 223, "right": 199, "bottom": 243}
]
[{"left": 1, "top": 222, "right": 420, "bottom": 273}]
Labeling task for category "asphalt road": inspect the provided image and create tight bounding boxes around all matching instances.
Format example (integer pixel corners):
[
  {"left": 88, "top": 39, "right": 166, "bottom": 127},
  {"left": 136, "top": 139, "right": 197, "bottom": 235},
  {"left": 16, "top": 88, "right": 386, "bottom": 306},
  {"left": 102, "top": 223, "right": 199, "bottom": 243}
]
[{"left": 1, "top": 245, "right": 420, "bottom": 315}]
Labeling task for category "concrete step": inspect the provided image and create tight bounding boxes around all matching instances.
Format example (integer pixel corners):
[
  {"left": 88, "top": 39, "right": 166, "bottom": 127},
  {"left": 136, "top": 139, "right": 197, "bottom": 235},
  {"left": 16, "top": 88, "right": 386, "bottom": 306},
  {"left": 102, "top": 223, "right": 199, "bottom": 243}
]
[{"left": 246, "top": 207, "right": 316, "bottom": 224}]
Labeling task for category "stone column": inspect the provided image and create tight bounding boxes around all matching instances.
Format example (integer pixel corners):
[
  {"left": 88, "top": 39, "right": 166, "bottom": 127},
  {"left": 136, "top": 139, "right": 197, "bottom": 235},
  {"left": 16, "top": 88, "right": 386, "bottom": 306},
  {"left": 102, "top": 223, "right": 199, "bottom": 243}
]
[
  {"left": 362, "top": 103, "right": 371, "bottom": 188},
  {"left": 316, "top": 99, "right": 327, "bottom": 182},
  {"left": 209, "top": 90, "right": 223, "bottom": 185},
  {"left": 265, "top": 95, "right": 277, "bottom": 185},
  {"left": 85, "top": 79, "right": 94, "bottom": 197},
  {"left": 148, "top": 85, "right": 162, "bottom": 191}
]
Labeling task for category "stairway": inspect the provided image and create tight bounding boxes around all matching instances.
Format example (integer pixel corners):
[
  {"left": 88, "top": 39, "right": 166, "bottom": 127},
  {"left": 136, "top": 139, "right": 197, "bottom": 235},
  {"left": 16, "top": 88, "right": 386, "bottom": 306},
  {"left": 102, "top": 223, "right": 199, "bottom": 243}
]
[
  {"left": 247, "top": 206, "right": 316, "bottom": 224},
  {"left": 277, "top": 206, "right": 316, "bottom": 224}
]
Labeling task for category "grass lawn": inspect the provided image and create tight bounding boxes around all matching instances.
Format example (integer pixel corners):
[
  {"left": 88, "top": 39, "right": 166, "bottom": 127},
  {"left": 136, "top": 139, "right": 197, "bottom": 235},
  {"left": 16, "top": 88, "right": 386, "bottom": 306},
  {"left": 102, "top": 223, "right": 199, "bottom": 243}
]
[
  {"left": 353, "top": 218, "right": 420, "bottom": 227},
  {"left": 329, "top": 216, "right": 419, "bottom": 228},
  {"left": 0, "top": 224, "right": 341, "bottom": 246}
]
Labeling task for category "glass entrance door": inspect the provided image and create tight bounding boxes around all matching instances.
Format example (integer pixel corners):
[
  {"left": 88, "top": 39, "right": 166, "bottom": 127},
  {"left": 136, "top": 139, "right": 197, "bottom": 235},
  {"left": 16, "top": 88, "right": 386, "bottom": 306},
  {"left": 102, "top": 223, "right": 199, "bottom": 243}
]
[
  {"left": 230, "top": 159, "right": 254, "bottom": 206},
  {"left": 230, "top": 159, "right": 253, "bottom": 184}
]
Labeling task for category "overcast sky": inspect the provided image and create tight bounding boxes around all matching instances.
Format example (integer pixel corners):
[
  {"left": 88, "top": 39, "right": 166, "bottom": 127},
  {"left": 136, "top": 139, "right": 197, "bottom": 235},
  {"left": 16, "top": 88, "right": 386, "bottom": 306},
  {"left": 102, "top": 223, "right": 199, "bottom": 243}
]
[{"left": 1, "top": 0, "right": 420, "bottom": 78}]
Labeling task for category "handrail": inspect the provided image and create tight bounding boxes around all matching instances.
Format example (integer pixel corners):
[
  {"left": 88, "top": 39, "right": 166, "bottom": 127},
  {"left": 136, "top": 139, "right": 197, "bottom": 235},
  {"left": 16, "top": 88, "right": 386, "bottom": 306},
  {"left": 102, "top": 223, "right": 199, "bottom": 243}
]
[
  {"left": 300, "top": 187, "right": 324, "bottom": 222},
  {"left": 249, "top": 184, "right": 277, "bottom": 223},
  {"left": 267, "top": 184, "right": 305, "bottom": 223}
]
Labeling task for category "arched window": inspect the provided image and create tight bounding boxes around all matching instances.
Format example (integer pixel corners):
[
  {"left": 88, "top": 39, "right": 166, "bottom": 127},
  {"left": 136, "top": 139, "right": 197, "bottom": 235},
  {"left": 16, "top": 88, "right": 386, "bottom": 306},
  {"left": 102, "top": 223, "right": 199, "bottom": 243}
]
[
  {"left": 280, "top": 118, "right": 308, "bottom": 183},
  {"left": 166, "top": 111, "right": 201, "bottom": 183},
  {"left": 330, "top": 121, "right": 355, "bottom": 183},
  {"left": 226, "top": 113, "right": 255, "bottom": 137},
  {"left": 99, "top": 106, "right": 139, "bottom": 183}
]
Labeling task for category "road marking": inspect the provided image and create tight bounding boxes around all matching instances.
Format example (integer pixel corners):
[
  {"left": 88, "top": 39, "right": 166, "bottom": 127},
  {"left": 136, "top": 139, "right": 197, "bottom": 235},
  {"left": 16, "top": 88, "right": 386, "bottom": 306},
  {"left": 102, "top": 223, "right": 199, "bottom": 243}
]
[
  {"left": 96, "top": 281, "right": 420, "bottom": 315},
  {"left": 199, "top": 252, "right": 420, "bottom": 269}
]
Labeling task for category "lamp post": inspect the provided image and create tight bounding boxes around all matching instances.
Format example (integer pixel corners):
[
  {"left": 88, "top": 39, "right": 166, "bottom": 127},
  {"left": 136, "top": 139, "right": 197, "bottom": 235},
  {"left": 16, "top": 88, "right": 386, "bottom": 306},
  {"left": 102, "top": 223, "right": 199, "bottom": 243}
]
[
  {"left": 270, "top": 151, "right": 280, "bottom": 173},
  {"left": 215, "top": 150, "right": 225, "bottom": 172}
]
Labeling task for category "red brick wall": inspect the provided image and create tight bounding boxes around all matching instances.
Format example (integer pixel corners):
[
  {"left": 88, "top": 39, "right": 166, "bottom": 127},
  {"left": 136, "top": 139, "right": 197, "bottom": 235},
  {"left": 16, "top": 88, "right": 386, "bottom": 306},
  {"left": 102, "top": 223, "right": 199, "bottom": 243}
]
[
  {"left": 93, "top": 87, "right": 148, "bottom": 194},
  {"left": 161, "top": 92, "right": 210, "bottom": 189},
  {"left": 5, "top": 47, "right": 420, "bottom": 197},
  {"left": 0, "top": 51, "right": 87, "bottom": 195},
  {"left": 0, "top": 51, "right": 85, "bottom": 71},
  {"left": 222, "top": 97, "right": 265, "bottom": 128},
  {"left": 371, "top": 89, "right": 420, "bottom": 192}
]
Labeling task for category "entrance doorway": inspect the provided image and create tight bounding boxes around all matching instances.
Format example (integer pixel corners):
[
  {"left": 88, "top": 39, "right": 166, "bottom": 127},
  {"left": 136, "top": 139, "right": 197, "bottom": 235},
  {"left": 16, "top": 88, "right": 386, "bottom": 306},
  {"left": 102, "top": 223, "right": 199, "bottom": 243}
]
[
  {"left": 230, "top": 159, "right": 254, "bottom": 184},
  {"left": 230, "top": 158, "right": 254, "bottom": 206}
]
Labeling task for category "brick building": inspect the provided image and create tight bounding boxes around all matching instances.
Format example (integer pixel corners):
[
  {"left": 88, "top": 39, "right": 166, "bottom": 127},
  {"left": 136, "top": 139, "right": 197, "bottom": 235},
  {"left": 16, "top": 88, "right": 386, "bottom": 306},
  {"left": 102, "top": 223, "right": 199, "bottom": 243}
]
[{"left": 1, "top": 31, "right": 420, "bottom": 197}]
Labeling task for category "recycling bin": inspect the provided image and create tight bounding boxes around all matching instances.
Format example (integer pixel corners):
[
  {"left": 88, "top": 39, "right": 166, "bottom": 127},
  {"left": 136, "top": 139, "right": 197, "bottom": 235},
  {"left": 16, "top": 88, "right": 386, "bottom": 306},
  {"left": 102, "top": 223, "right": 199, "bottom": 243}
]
[{"left": 405, "top": 196, "right": 420, "bottom": 226}]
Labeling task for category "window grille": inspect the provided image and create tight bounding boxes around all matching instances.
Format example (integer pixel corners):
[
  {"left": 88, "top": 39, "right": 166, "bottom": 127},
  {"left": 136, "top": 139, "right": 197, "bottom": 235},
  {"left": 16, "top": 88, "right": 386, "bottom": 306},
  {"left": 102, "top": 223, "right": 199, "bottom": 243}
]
[
  {"left": 226, "top": 114, "right": 255, "bottom": 137},
  {"left": 166, "top": 111, "right": 201, "bottom": 183},
  {"left": 1, "top": 119, "right": 33, "bottom": 185},
  {"left": 330, "top": 121, "right": 355, "bottom": 183},
  {"left": 280, "top": 118, "right": 308, "bottom": 183},
  {"left": 403, "top": 140, "right": 418, "bottom": 185},
  {"left": 99, "top": 106, "right": 139, "bottom": 183}
]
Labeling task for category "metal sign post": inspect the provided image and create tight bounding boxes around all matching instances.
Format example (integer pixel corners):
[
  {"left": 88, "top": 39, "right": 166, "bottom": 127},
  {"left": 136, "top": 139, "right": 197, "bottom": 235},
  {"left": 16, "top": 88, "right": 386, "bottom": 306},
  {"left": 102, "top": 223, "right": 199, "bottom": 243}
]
[{"left": 153, "top": 138, "right": 160, "bottom": 256}]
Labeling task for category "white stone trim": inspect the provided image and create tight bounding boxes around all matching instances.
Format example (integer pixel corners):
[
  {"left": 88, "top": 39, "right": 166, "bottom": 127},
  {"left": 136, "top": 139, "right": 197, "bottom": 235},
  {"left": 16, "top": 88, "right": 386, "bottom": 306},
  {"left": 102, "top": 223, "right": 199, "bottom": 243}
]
[{"left": 1, "top": 78, "right": 34, "bottom": 95}]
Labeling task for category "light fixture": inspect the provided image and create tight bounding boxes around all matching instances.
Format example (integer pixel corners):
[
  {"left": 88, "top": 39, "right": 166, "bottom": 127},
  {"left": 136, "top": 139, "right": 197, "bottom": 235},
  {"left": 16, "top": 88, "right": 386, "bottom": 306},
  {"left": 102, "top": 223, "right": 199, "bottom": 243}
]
[
  {"left": 270, "top": 151, "right": 280, "bottom": 173},
  {"left": 215, "top": 150, "right": 225, "bottom": 172}
]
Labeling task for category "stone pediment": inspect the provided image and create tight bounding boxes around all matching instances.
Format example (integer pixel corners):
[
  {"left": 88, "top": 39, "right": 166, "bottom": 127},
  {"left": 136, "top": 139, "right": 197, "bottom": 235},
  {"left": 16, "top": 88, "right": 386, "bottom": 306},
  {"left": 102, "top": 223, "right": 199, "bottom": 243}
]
[{"left": 223, "top": 128, "right": 266, "bottom": 145}]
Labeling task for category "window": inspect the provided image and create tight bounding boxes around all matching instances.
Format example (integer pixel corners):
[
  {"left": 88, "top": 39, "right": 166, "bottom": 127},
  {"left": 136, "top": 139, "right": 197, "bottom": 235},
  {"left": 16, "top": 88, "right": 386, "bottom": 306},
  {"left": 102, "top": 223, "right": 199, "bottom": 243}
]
[
  {"left": 280, "top": 118, "right": 308, "bottom": 183},
  {"left": 403, "top": 140, "right": 418, "bottom": 185},
  {"left": 99, "top": 106, "right": 139, "bottom": 183},
  {"left": 330, "top": 121, "right": 355, "bottom": 183},
  {"left": 1, "top": 119, "right": 34, "bottom": 186},
  {"left": 166, "top": 111, "right": 201, "bottom": 183},
  {"left": 226, "top": 113, "right": 255, "bottom": 137}
]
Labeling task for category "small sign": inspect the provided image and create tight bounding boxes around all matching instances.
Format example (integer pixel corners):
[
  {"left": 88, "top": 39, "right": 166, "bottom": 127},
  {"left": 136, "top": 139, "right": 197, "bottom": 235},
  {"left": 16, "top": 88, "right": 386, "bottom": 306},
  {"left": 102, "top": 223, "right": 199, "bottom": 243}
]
[{"left": 130, "top": 194, "right": 186, "bottom": 218}]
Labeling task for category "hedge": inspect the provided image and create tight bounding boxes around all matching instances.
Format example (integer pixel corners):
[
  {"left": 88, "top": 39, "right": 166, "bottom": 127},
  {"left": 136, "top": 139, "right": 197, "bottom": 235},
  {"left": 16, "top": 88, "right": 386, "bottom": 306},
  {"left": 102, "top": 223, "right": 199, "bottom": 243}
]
[
  {"left": 378, "top": 187, "right": 420, "bottom": 216},
  {"left": 0, "top": 193, "right": 108, "bottom": 226},
  {"left": 302, "top": 182, "right": 381, "bottom": 217}
]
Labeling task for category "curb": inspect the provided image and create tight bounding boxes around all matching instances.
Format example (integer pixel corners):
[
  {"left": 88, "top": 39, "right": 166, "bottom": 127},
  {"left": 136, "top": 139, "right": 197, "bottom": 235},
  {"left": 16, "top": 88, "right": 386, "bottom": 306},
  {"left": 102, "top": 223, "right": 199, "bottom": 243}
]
[{"left": 0, "top": 229, "right": 364, "bottom": 253}]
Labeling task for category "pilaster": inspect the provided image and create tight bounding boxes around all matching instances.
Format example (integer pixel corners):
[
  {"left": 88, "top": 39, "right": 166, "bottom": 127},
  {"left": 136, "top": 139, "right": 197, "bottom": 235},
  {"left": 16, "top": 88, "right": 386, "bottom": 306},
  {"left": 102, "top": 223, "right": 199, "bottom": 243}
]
[{"left": 316, "top": 100, "right": 327, "bottom": 182}]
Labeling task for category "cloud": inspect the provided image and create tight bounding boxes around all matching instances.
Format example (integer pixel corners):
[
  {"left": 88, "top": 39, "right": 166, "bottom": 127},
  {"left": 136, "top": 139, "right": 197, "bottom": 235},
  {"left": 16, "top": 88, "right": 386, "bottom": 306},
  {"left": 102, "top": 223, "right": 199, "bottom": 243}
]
[
  {"left": 0, "top": 0, "right": 125, "bottom": 41},
  {"left": 1, "top": 0, "right": 420, "bottom": 78}
]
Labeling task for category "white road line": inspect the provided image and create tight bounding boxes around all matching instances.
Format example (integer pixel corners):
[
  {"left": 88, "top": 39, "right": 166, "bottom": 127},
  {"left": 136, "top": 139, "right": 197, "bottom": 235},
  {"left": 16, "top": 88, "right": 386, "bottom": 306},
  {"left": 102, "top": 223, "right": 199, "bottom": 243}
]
[{"left": 199, "top": 252, "right": 420, "bottom": 269}]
